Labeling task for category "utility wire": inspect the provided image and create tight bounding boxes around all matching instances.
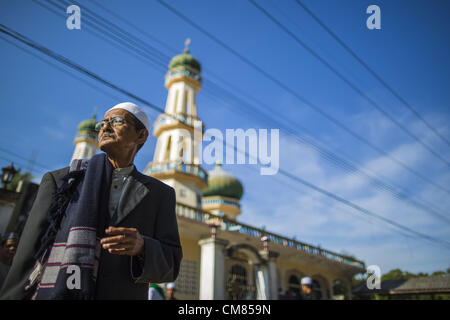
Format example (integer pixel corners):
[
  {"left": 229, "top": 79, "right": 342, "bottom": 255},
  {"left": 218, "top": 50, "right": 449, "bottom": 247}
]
[
  {"left": 294, "top": 0, "right": 450, "bottom": 148},
  {"left": 41, "top": 0, "right": 450, "bottom": 222},
  {"left": 248, "top": 0, "right": 449, "bottom": 167},
  {"left": 249, "top": 1, "right": 449, "bottom": 168},
  {"left": 83, "top": 0, "right": 450, "bottom": 220},
  {"left": 0, "top": 33, "right": 122, "bottom": 102},
  {"left": 0, "top": 155, "right": 46, "bottom": 176},
  {"left": 90, "top": 0, "right": 178, "bottom": 57},
  {"left": 0, "top": 146, "right": 51, "bottom": 172},
  {"left": 156, "top": 0, "right": 450, "bottom": 193},
  {"left": 2, "top": 23, "right": 449, "bottom": 250}
]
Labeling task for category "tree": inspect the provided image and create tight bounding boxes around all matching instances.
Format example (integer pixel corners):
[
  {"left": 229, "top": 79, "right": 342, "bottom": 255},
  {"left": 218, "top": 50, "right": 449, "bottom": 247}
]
[
  {"left": 6, "top": 168, "right": 34, "bottom": 192},
  {"left": 382, "top": 268, "right": 408, "bottom": 281}
]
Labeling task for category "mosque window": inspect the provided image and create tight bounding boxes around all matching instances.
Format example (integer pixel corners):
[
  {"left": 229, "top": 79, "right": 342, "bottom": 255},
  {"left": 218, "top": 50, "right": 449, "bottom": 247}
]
[
  {"left": 288, "top": 275, "right": 301, "bottom": 293},
  {"left": 175, "top": 259, "right": 199, "bottom": 297},
  {"left": 184, "top": 89, "right": 189, "bottom": 114},
  {"left": 173, "top": 90, "right": 179, "bottom": 113},
  {"left": 226, "top": 264, "right": 249, "bottom": 300},
  {"left": 312, "top": 279, "right": 322, "bottom": 300},
  {"left": 196, "top": 193, "right": 202, "bottom": 207},
  {"left": 164, "top": 136, "right": 172, "bottom": 161},
  {"left": 332, "top": 279, "right": 348, "bottom": 299}
]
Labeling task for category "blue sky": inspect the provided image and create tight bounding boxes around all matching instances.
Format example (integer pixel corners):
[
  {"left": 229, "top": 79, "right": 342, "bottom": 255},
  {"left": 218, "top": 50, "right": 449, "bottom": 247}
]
[{"left": 0, "top": 0, "right": 449, "bottom": 275}]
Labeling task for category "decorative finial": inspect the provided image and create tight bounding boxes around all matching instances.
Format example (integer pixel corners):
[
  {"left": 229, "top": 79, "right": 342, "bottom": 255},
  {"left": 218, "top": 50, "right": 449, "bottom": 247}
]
[
  {"left": 92, "top": 106, "right": 98, "bottom": 120},
  {"left": 184, "top": 38, "right": 191, "bottom": 54}
]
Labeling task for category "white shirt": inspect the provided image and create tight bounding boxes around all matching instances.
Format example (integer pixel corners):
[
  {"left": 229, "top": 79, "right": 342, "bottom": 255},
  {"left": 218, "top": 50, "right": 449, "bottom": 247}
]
[{"left": 148, "top": 287, "right": 164, "bottom": 300}]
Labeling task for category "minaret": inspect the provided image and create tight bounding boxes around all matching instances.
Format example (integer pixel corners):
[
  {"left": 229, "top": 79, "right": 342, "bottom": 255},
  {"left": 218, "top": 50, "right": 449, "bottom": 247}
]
[
  {"left": 144, "top": 40, "right": 207, "bottom": 208},
  {"left": 202, "top": 163, "right": 244, "bottom": 220},
  {"left": 71, "top": 113, "right": 98, "bottom": 162}
]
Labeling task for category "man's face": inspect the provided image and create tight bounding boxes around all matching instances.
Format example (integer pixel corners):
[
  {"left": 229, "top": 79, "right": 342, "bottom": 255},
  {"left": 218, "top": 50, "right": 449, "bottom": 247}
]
[
  {"left": 98, "top": 108, "right": 147, "bottom": 156},
  {"left": 3, "top": 239, "right": 17, "bottom": 264},
  {"left": 301, "top": 284, "right": 312, "bottom": 294}
]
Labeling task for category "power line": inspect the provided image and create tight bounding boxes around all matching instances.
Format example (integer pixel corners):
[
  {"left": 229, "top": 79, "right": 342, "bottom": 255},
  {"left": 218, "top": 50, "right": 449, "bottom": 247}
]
[
  {"left": 294, "top": 0, "right": 450, "bottom": 148},
  {"left": 203, "top": 80, "right": 450, "bottom": 223},
  {"left": 39, "top": 0, "right": 450, "bottom": 222},
  {"left": 248, "top": 0, "right": 450, "bottom": 167},
  {"left": 2, "top": 23, "right": 449, "bottom": 250},
  {"left": 74, "top": 0, "right": 450, "bottom": 204},
  {"left": 90, "top": 0, "right": 178, "bottom": 56},
  {"left": 0, "top": 33, "right": 123, "bottom": 102},
  {"left": 0, "top": 155, "right": 46, "bottom": 176},
  {"left": 155, "top": 0, "right": 450, "bottom": 194},
  {"left": 0, "top": 146, "right": 51, "bottom": 172},
  {"left": 33, "top": 0, "right": 168, "bottom": 73}
]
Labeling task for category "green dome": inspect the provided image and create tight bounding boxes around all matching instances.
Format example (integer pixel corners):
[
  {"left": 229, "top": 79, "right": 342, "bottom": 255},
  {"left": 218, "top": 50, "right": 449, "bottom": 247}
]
[
  {"left": 78, "top": 115, "right": 97, "bottom": 132},
  {"left": 169, "top": 48, "right": 201, "bottom": 73},
  {"left": 203, "top": 164, "right": 244, "bottom": 200}
]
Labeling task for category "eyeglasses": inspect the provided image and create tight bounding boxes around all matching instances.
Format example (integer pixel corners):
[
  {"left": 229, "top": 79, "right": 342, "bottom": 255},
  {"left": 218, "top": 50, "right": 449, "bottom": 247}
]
[{"left": 95, "top": 116, "right": 127, "bottom": 132}]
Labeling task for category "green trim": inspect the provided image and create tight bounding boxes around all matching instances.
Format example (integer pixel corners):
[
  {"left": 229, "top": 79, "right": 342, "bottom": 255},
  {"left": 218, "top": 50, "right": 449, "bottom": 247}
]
[{"left": 169, "top": 52, "right": 201, "bottom": 72}]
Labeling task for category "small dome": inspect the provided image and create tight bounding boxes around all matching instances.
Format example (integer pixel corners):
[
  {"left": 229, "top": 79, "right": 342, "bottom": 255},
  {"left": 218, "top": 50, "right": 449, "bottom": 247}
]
[
  {"left": 77, "top": 114, "right": 97, "bottom": 133},
  {"left": 169, "top": 48, "right": 201, "bottom": 73},
  {"left": 203, "top": 164, "right": 244, "bottom": 200}
]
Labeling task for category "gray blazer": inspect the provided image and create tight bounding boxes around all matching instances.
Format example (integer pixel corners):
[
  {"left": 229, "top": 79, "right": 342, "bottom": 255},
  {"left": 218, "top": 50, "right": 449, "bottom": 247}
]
[{"left": 0, "top": 166, "right": 183, "bottom": 300}]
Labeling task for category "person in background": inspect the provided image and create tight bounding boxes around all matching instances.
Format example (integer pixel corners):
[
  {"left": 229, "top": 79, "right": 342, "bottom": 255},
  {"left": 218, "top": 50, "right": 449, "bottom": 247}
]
[
  {"left": 165, "top": 282, "right": 177, "bottom": 300},
  {"left": 148, "top": 283, "right": 165, "bottom": 300},
  {"left": 277, "top": 287, "right": 286, "bottom": 300},
  {"left": 300, "top": 277, "right": 317, "bottom": 300},
  {"left": 0, "top": 233, "right": 19, "bottom": 290}
]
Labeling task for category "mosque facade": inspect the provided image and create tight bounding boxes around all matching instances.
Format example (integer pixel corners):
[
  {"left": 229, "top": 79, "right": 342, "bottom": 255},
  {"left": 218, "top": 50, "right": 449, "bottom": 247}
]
[{"left": 72, "top": 46, "right": 365, "bottom": 300}]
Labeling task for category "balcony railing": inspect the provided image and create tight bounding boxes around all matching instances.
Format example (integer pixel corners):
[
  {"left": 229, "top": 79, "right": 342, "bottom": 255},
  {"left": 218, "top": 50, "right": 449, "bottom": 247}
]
[
  {"left": 175, "top": 202, "right": 365, "bottom": 270},
  {"left": 153, "top": 114, "right": 204, "bottom": 134},
  {"left": 145, "top": 162, "right": 208, "bottom": 184}
]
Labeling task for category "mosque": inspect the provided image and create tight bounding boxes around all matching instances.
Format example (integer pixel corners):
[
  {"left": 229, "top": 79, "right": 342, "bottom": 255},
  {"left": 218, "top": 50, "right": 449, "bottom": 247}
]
[{"left": 71, "top": 45, "right": 365, "bottom": 300}]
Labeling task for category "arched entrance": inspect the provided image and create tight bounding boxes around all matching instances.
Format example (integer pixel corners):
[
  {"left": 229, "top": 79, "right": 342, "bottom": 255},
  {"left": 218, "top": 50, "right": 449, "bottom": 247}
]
[
  {"left": 225, "top": 244, "right": 263, "bottom": 300},
  {"left": 311, "top": 275, "right": 330, "bottom": 300},
  {"left": 332, "top": 279, "right": 350, "bottom": 300}
]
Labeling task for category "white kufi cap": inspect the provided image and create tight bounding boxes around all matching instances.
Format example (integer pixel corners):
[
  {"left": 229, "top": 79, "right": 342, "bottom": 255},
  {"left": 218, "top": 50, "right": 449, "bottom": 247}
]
[
  {"left": 107, "top": 102, "right": 150, "bottom": 131},
  {"left": 166, "top": 282, "right": 176, "bottom": 289},
  {"left": 301, "top": 277, "right": 312, "bottom": 285}
]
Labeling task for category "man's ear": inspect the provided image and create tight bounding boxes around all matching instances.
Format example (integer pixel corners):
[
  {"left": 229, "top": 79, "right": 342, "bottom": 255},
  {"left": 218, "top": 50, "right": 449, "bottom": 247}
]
[{"left": 137, "top": 129, "right": 149, "bottom": 144}]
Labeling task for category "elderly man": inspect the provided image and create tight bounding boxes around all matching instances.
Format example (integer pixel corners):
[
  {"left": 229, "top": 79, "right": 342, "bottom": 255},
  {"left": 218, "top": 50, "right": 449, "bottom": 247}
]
[
  {"left": 0, "top": 102, "right": 182, "bottom": 300},
  {"left": 299, "top": 277, "right": 317, "bottom": 300}
]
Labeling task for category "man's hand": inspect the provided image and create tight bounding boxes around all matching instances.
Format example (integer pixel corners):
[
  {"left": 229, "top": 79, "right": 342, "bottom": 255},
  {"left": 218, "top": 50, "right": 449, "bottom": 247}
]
[{"left": 100, "top": 227, "right": 144, "bottom": 256}]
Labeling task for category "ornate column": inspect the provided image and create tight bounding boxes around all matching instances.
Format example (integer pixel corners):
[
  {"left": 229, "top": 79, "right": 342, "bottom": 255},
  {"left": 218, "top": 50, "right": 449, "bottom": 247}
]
[
  {"left": 198, "top": 237, "right": 229, "bottom": 300},
  {"left": 255, "top": 263, "right": 270, "bottom": 300},
  {"left": 259, "top": 250, "right": 279, "bottom": 299},
  {"left": 347, "top": 281, "right": 353, "bottom": 300},
  {"left": 329, "top": 279, "right": 335, "bottom": 300}
]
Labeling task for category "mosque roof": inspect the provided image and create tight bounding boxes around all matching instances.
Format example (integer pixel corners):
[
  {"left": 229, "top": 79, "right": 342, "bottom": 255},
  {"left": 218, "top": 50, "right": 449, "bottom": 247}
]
[
  {"left": 203, "top": 163, "right": 244, "bottom": 200},
  {"left": 169, "top": 48, "right": 201, "bottom": 73},
  {"left": 77, "top": 114, "right": 97, "bottom": 133}
]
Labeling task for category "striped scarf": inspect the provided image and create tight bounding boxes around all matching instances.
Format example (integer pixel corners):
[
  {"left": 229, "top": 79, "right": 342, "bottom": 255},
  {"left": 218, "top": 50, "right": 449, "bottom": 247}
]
[{"left": 28, "top": 153, "right": 113, "bottom": 300}]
